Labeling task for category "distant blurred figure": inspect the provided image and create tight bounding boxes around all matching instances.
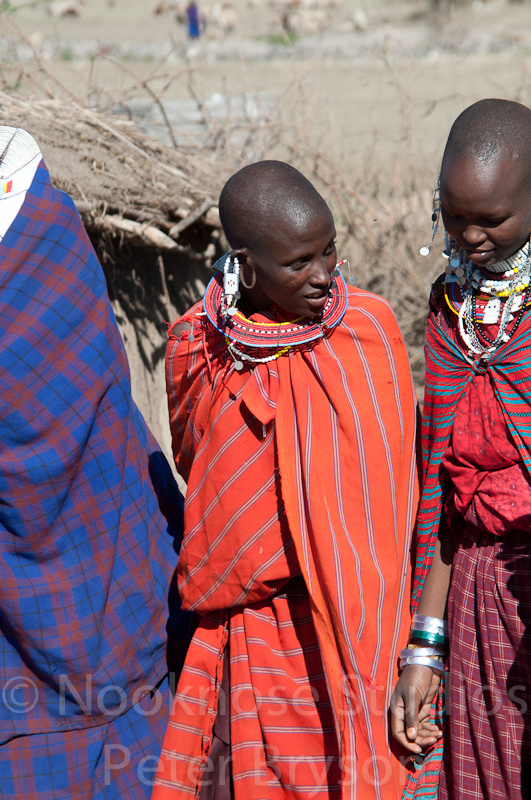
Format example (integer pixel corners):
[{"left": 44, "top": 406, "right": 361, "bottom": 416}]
[{"left": 186, "top": 1, "right": 204, "bottom": 38}]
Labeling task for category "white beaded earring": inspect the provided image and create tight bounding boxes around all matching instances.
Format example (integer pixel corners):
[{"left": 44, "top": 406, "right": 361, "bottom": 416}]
[
  {"left": 222, "top": 254, "right": 240, "bottom": 318},
  {"left": 420, "top": 175, "right": 441, "bottom": 257},
  {"left": 333, "top": 259, "right": 352, "bottom": 281}
]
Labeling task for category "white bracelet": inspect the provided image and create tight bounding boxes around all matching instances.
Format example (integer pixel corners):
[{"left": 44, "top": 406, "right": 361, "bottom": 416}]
[
  {"left": 399, "top": 655, "right": 445, "bottom": 677},
  {"left": 412, "top": 614, "right": 448, "bottom": 636},
  {"left": 399, "top": 646, "right": 446, "bottom": 660}
]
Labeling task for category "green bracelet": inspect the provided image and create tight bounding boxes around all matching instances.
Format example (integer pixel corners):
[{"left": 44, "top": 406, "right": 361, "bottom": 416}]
[{"left": 409, "top": 629, "right": 448, "bottom": 646}]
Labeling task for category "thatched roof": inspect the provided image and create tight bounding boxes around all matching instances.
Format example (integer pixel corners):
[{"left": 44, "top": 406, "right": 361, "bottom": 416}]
[
  {"left": 1, "top": 91, "right": 439, "bottom": 437},
  {"left": 0, "top": 91, "right": 227, "bottom": 262}
]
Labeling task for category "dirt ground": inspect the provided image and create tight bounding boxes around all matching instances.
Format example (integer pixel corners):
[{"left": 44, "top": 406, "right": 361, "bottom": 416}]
[{"left": 6, "top": 0, "right": 531, "bottom": 178}]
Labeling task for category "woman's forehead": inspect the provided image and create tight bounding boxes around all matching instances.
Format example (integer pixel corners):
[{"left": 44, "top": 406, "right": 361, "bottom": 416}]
[
  {"left": 255, "top": 209, "right": 335, "bottom": 253},
  {"left": 440, "top": 155, "right": 529, "bottom": 209}
]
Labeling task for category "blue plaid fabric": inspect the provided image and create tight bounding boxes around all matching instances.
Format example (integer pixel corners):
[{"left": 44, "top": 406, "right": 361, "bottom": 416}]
[
  {"left": 0, "top": 675, "right": 174, "bottom": 799},
  {"left": 0, "top": 153, "right": 185, "bottom": 760}
]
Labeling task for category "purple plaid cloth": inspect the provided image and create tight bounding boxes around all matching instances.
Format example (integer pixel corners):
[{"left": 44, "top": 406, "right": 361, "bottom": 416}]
[
  {"left": 440, "top": 525, "right": 531, "bottom": 800},
  {"left": 0, "top": 147, "right": 186, "bottom": 752}
]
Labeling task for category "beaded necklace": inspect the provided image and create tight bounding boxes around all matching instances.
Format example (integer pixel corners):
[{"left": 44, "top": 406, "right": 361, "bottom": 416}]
[
  {"left": 470, "top": 285, "right": 531, "bottom": 346},
  {"left": 444, "top": 241, "right": 531, "bottom": 355},
  {"left": 469, "top": 263, "right": 530, "bottom": 297},
  {"left": 203, "top": 271, "right": 349, "bottom": 371},
  {"left": 444, "top": 281, "right": 531, "bottom": 322}
]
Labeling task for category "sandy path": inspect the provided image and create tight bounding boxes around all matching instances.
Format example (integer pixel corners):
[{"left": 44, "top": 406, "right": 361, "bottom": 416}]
[{"left": 6, "top": 0, "right": 531, "bottom": 179}]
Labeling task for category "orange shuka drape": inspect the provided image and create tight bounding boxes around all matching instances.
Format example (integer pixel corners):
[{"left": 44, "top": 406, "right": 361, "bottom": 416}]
[{"left": 154, "top": 285, "right": 419, "bottom": 800}]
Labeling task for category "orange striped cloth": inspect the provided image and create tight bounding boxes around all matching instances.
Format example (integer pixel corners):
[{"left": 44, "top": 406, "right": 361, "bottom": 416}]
[{"left": 153, "top": 285, "right": 419, "bottom": 800}]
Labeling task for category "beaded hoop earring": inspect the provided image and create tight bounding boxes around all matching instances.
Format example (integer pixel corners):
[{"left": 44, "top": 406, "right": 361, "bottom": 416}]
[
  {"left": 419, "top": 175, "right": 441, "bottom": 257},
  {"left": 240, "top": 262, "right": 257, "bottom": 290}
]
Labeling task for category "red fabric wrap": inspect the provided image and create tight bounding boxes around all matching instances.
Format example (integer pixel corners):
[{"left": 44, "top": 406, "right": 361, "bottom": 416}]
[
  {"left": 405, "top": 279, "right": 531, "bottom": 799},
  {"left": 155, "top": 285, "right": 419, "bottom": 800},
  {"left": 442, "top": 372, "right": 531, "bottom": 535}
]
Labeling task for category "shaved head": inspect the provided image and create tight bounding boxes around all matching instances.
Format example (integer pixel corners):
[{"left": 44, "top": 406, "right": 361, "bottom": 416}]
[
  {"left": 442, "top": 99, "right": 531, "bottom": 183},
  {"left": 439, "top": 99, "right": 531, "bottom": 268},
  {"left": 219, "top": 160, "right": 332, "bottom": 253}
]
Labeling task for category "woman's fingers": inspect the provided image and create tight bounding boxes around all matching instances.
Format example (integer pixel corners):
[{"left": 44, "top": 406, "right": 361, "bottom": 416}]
[
  {"left": 416, "top": 719, "right": 443, "bottom": 747},
  {"left": 389, "top": 687, "right": 422, "bottom": 753},
  {"left": 390, "top": 665, "right": 441, "bottom": 752}
]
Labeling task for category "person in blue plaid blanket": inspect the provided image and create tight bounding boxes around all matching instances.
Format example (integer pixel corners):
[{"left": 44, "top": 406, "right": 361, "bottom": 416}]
[{"left": 0, "top": 126, "right": 190, "bottom": 799}]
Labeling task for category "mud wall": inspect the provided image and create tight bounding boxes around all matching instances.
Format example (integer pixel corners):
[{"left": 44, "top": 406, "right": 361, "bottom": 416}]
[{"left": 88, "top": 234, "right": 215, "bottom": 488}]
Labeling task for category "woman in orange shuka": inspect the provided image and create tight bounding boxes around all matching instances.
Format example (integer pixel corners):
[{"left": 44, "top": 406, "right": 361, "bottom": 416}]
[{"left": 153, "top": 161, "right": 419, "bottom": 800}]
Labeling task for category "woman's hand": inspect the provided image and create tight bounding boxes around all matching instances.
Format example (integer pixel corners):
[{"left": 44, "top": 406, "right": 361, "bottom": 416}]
[
  {"left": 416, "top": 715, "right": 443, "bottom": 750},
  {"left": 389, "top": 519, "right": 454, "bottom": 753},
  {"left": 390, "top": 664, "right": 442, "bottom": 753}
]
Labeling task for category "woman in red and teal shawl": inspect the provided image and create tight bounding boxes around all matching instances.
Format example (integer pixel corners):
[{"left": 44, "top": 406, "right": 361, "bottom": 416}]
[
  {"left": 0, "top": 127, "right": 190, "bottom": 799},
  {"left": 390, "top": 99, "right": 531, "bottom": 800}
]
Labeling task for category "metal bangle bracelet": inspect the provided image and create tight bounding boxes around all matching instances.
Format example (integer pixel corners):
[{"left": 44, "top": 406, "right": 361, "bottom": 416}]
[
  {"left": 410, "top": 627, "right": 448, "bottom": 641},
  {"left": 412, "top": 614, "right": 448, "bottom": 635},
  {"left": 399, "top": 646, "right": 446, "bottom": 660},
  {"left": 413, "top": 614, "right": 447, "bottom": 627},
  {"left": 410, "top": 621, "right": 448, "bottom": 637},
  {"left": 399, "top": 655, "right": 445, "bottom": 677}
]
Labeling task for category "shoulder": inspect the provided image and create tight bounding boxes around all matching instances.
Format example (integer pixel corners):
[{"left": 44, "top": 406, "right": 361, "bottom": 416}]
[
  {"left": 429, "top": 274, "right": 446, "bottom": 313},
  {"left": 167, "top": 300, "right": 204, "bottom": 340},
  {"left": 343, "top": 285, "right": 402, "bottom": 331},
  {"left": 337, "top": 286, "right": 411, "bottom": 362},
  {"left": 333, "top": 286, "right": 415, "bottom": 402}
]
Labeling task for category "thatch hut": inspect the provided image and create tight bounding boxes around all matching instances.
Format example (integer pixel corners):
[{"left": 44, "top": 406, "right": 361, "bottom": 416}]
[
  {"left": 2, "top": 90, "right": 440, "bottom": 436},
  {"left": 1, "top": 92, "right": 230, "bottom": 469}
]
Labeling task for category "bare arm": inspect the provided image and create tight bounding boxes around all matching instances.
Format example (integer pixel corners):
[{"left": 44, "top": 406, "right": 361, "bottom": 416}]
[{"left": 390, "top": 519, "right": 456, "bottom": 753}]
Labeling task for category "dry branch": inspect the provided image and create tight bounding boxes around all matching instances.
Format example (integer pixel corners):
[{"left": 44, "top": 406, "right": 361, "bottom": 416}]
[
  {"left": 100, "top": 215, "right": 179, "bottom": 250},
  {"left": 75, "top": 200, "right": 166, "bottom": 224},
  {"left": 169, "top": 197, "right": 215, "bottom": 238},
  {"left": 0, "top": 93, "right": 227, "bottom": 263}
]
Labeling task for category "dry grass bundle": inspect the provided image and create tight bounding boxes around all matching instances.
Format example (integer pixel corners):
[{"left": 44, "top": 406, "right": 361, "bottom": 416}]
[{"left": 0, "top": 91, "right": 226, "bottom": 261}]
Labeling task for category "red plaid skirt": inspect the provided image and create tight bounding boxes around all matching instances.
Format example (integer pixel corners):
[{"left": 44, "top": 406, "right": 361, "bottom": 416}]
[{"left": 440, "top": 525, "right": 531, "bottom": 800}]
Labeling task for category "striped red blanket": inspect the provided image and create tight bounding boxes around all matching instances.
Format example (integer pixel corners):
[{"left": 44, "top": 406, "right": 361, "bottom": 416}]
[{"left": 153, "top": 278, "right": 419, "bottom": 800}]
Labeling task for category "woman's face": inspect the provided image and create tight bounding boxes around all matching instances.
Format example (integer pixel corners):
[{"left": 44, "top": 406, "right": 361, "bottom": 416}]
[
  {"left": 440, "top": 154, "right": 531, "bottom": 270},
  {"left": 239, "top": 211, "right": 337, "bottom": 318}
]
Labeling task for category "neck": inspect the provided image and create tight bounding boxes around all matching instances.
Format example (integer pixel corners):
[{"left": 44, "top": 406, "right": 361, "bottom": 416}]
[
  {"left": 238, "top": 285, "right": 271, "bottom": 311},
  {"left": 480, "top": 240, "right": 530, "bottom": 275}
]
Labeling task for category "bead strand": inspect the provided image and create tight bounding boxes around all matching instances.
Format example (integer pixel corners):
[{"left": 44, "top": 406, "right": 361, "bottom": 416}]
[{"left": 203, "top": 268, "right": 349, "bottom": 372}]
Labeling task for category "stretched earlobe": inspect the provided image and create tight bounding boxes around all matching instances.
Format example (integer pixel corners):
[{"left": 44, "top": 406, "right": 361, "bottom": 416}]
[{"left": 240, "top": 263, "right": 257, "bottom": 289}]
